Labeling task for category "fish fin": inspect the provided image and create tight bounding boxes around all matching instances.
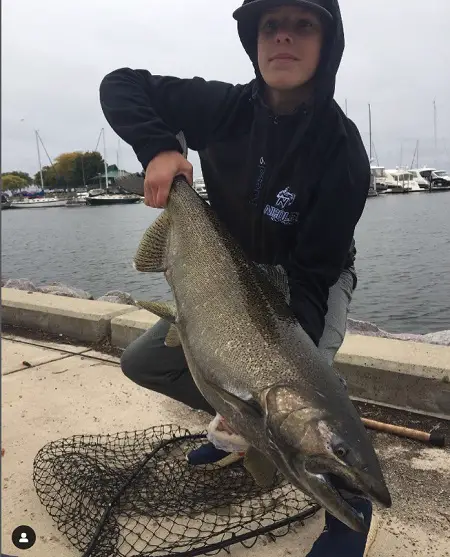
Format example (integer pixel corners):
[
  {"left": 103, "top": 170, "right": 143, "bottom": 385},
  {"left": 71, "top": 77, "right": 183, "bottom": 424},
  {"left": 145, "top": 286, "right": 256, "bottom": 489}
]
[
  {"left": 134, "top": 211, "right": 170, "bottom": 272},
  {"left": 136, "top": 300, "right": 177, "bottom": 323},
  {"left": 256, "top": 264, "right": 290, "bottom": 304},
  {"left": 164, "top": 323, "right": 181, "bottom": 347},
  {"left": 204, "top": 379, "right": 263, "bottom": 420},
  {"left": 244, "top": 447, "right": 278, "bottom": 488}
]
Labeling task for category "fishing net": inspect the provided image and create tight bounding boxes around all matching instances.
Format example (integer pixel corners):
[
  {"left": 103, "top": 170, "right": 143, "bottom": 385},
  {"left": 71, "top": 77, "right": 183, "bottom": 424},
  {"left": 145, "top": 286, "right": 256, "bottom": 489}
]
[{"left": 33, "top": 424, "right": 320, "bottom": 557}]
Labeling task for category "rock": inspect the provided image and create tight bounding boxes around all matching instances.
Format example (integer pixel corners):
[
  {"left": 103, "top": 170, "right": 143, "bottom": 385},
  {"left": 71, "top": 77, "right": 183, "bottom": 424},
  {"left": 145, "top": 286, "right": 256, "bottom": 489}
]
[
  {"left": 4, "top": 279, "right": 38, "bottom": 291},
  {"left": 422, "top": 330, "right": 450, "bottom": 346},
  {"left": 347, "top": 318, "right": 450, "bottom": 347},
  {"left": 38, "top": 282, "right": 93, "bottom": 300},
  {"left": 347, "top": 318, "right": 385, "bottom": 335},
  {"left": 97, "top": 290, "right": 136, "bottom": 306}
]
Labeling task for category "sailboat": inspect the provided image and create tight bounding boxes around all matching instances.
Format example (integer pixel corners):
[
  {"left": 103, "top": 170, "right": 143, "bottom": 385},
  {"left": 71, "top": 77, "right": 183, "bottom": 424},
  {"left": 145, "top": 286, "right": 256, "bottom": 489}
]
[
  {"left": 11, "top": 131, "right": 67, "bottom": 209},
  {"left": 85, "top": 132, "right": 141, "bottom": 206}
]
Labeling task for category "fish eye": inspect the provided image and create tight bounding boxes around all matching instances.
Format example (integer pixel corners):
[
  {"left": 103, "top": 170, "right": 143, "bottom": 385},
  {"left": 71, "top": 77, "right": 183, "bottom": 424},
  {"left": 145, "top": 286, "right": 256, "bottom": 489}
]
[{"left": 333, "top": 443, "right": 349, "bottom": 460}]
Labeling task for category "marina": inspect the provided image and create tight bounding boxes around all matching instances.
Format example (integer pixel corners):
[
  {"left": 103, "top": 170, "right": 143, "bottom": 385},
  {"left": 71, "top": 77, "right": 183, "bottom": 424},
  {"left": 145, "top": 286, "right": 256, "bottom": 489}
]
[{"left": 369, "top": 166, "right": 450, "bottom": 196}]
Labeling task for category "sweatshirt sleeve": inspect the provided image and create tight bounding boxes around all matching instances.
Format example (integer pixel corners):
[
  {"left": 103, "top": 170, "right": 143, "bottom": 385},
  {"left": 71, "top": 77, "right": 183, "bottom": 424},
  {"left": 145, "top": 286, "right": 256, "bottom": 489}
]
[
  {"left": 99, "top": 68, "right": 243, "bottom": 170},
  {"left": 286, "top": 137, "right": 370, "bottom": 346}
]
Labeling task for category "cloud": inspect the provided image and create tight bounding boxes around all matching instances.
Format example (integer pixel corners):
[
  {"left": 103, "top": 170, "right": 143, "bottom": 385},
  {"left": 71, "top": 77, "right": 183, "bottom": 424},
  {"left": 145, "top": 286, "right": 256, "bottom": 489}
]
[{"left": 2, "top": 0, "right": 449, "bottom": 180}]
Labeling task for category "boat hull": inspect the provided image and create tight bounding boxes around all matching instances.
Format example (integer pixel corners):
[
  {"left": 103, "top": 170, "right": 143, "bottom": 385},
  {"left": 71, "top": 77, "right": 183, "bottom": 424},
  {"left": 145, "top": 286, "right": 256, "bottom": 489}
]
[
  {"left": 10, "top": 199, "right": 68, "bottom": 208},
  {"left": 86, "top": 195, "right": 142, "bottom": 205}
]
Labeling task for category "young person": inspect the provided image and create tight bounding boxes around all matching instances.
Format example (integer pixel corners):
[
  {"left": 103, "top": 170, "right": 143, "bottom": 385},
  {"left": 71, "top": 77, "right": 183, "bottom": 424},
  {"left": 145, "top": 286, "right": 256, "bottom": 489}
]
[{"left": 100, "top": 1, "right": 372, "bottom": 554}]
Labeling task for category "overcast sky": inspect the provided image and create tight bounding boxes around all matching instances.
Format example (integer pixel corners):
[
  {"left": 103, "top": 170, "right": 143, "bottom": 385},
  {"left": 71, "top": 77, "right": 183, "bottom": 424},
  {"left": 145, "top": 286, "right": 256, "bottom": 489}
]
[{"left": 2, "top": 0, "right": 449, "bottom": 181}]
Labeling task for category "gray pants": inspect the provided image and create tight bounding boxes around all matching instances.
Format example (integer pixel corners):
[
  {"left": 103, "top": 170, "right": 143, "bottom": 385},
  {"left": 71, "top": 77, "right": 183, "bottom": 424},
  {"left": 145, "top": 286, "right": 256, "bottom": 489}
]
[{"left": 120, "top": 268, "right": 355, "bottom": 415}]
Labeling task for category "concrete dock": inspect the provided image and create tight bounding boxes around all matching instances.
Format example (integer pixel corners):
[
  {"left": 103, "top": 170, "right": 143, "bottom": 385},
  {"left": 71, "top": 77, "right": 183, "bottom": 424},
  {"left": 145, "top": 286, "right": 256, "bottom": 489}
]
[{"left": 2, "top": 332, "right": 449, "bottom": 557}]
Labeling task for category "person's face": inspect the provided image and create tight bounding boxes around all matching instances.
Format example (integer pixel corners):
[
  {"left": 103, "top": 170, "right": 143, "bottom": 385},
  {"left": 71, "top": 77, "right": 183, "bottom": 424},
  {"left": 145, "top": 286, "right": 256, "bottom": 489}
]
[{"left": 257, "top": 5, "right": 323, "bottom": 91}]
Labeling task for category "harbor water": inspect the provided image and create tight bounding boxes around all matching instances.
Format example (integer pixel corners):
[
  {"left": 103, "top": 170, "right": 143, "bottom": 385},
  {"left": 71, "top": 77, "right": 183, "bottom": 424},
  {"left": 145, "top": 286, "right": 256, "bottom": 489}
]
[{"left": 2, "top": 192, "right": 450, "bottom": 335}]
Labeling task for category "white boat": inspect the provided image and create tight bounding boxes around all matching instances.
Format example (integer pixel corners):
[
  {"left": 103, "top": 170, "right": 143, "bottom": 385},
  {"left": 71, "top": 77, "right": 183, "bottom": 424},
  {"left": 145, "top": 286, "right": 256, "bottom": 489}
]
[
  {"left": 193, "top": 177, "right": 208, "bottom": 200},
  {"left": 370, "top": 166, "right": 390, "bottom": 193},
  {"left": 409, "top": 169, "right": 432, "bottom": 190},
  {"left": 410, "top": 167, "right": 450, "bottom": 192},
  {"left": 11, "top": 197, "right": 68, "bottom": 208},
  {"left": 66, "top": 196, "right": 87, "bottom": 207},
  {"left": 384, "top": 169, "right": 418, "bottom": 194},
  {"left": 429, "top": 170, "right": 450, "bottom": 191}
]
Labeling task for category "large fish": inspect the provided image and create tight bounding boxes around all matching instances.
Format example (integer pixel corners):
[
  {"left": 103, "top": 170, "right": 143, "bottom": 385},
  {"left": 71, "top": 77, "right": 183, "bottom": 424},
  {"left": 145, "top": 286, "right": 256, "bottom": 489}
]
[{"left": 126, "top": 174, "right": 391, "bottom": 532}]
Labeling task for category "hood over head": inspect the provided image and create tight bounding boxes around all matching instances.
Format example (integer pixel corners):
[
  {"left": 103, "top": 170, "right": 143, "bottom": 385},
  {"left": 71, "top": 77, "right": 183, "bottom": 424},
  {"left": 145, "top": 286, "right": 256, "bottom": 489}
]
[{"left": 233, "top": 0, "right": 345, "bottom": 107}]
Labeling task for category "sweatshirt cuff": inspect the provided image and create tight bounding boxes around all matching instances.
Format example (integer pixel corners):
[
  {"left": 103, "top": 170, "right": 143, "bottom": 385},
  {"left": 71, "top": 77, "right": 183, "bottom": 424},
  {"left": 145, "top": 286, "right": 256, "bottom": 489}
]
[{"left": 136, "top": 137, "right": 184, "bottom": 170}]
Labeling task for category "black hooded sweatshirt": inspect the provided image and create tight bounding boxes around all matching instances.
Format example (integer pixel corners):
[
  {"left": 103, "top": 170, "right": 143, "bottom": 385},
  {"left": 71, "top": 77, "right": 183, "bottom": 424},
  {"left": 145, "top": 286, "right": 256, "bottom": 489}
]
[{"left": 99, "top": 0, "right": 370, "bottom": 346}]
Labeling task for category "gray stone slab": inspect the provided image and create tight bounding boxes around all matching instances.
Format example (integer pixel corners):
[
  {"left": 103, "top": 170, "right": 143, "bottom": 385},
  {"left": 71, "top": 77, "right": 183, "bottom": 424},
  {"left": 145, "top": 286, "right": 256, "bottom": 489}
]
[
  {"left": 2, "top": 288, "right": 136, "bottom": 343},
  {"left": 110, "top": 309, "right": 159, "bottom": 348},
  {"left": 336, "top": 334, "right": 450, "bottom": 418}
]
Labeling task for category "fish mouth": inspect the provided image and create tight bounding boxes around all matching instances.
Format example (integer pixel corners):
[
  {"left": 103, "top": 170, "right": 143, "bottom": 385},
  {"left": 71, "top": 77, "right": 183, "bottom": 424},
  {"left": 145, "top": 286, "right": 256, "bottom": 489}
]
[
  {"left": 294, "top": 459, "right": 391, "bottom": 533},
  {"left": 303, "top": 469, "right": 370, "bottom": 533}
]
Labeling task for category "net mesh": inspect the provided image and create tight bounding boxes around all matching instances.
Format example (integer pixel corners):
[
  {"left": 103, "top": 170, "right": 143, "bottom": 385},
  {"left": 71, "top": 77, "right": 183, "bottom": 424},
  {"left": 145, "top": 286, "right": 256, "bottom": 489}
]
[{"left": 33, "top": 424, "right": 320, "bottom": 557}]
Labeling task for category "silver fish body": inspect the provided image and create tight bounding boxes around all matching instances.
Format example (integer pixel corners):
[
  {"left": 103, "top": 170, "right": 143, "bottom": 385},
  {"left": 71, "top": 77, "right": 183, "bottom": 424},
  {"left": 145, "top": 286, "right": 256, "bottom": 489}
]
[{"left": 134, "top": 177, "right": 391, "bottom": 532}]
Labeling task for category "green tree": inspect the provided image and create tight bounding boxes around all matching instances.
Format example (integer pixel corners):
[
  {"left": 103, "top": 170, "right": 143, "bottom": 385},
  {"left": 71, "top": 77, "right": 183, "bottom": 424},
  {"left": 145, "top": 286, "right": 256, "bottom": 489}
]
[
  {"left": 79, "top": 151, "right": 104, "bottom": 185},
  {"left": 2, "top": 174, "right": 28, "bottom": 191},
  {"left": 34, "top": 166, "right": 59, "bottom": 189},
  {"left": 2, "top": 171, "right": 33, "bottom": 185}
]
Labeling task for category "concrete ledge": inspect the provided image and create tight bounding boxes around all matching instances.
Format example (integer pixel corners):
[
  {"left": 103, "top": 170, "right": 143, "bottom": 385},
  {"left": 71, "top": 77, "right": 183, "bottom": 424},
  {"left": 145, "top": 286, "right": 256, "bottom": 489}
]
[
  {"left": 2, "top": 288, "right": 450, "bottom": 417},
  {"left": 336, "top": 334, "right": 450, "bottom": 418},
  {"left": 111, "top": 309, "right": 159, "bottom": 349},
  {"left": 1, "top": 288, "right": 136, "bottom": 343}
]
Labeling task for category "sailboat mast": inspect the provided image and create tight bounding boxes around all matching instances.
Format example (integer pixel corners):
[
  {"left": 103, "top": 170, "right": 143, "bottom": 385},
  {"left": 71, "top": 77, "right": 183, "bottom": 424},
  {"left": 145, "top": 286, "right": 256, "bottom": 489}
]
[
  {"left": 35, "top": 130, "right": 44, "bottom": 190},
  {"left": 368, "top": 103, "right": 372, "bottom": 162},
  {"left": 102, "top": 128, "right": 109, "bottom": 191},
  {"left": 433, "top": 99, "right": 438, "bottom": 168},
  {"left": 116, "top": 139, "right": 120, "bottom": 177}
]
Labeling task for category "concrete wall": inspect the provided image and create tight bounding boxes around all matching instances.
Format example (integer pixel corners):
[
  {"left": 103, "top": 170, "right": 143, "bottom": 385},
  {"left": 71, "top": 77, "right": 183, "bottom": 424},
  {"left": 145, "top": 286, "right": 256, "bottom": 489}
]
[
  {"left": 1, "top": 288, "right": 136, "bottom": 343},
  {"left": 2, "top": 287, "right": 449, "bottom": 417}
]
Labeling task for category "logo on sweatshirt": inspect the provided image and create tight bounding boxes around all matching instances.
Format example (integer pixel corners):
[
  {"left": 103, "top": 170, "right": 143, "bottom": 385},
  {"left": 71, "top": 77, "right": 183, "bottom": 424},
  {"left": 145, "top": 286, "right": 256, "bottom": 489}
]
[
  {"left": 275, "top": 187, "right": 296, "bottom": 209},
  {"left": 263, "top": 187, "right": 299, "bottom": 225}
]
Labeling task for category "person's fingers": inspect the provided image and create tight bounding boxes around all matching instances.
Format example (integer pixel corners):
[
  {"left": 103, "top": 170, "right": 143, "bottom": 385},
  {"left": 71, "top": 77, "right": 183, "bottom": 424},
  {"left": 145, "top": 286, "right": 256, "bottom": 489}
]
[
  {"left": 144, "top": 151, "right": 194, "bottom": 208},
  {"left": 156, "top": 181, "right": 171, "bottom": 208}
]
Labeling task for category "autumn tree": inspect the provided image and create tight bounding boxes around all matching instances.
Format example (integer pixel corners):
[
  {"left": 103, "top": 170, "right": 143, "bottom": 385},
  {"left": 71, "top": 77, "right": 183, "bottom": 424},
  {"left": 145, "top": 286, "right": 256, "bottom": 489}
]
[{"left": 2, "top": 174, "right": 28, "bottom": 191}]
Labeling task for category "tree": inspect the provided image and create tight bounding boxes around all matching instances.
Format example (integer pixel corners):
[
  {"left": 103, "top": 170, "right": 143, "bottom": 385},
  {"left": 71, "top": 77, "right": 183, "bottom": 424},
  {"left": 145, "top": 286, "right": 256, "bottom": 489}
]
[
  {"left": 49, "top": 150, "right": 105, "bottom": 188},
  {"left": 2, "top": 171, "right": 33, "bottom": 185},
  {"left": 34, "top": 166, "right": 58, "bottom": 189},
  {"left": 53, "top": 152, "right": 81, "bottom": 189},
  {"left": 80, "top": 151, "right": 104, "bottom": 185},
  {"left": 2, "top": 174, "right": 28, "bottom": 191}
]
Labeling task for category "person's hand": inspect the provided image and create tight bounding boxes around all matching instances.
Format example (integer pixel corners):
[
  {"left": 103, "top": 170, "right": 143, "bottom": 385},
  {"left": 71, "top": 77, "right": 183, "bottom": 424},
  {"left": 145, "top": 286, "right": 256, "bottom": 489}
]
[{"left": 144, "top": 151, "right": 193, "bottom": 208}]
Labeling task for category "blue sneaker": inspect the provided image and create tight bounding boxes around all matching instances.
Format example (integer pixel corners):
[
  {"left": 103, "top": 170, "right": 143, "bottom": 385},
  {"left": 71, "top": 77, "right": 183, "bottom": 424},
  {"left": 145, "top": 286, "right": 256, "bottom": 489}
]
[
  {"left": 306, "top": 497, "right": 373, "bottom": 557},
  {"left": 186, "top": 442, "right": 244, "bottom": 468}
]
